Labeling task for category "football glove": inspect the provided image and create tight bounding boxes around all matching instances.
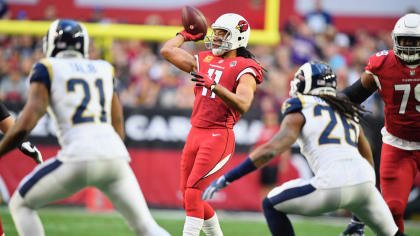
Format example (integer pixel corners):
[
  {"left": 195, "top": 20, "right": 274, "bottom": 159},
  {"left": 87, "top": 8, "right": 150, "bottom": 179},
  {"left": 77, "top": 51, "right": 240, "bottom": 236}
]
[
  {"left": 340, "top": 219, "right": 365, "bottom": 236},
  {"left": 19, "top": 141, "right": 43, "bottom": 164},
  {"left": 177, "top": 30, "right": 204, "bottom": 42},
  {"left": 202, "top": 175, "right": 230, "bottom": 200},
  {"left": 191, "top": 71, "right": 216, "bottom": 90}
]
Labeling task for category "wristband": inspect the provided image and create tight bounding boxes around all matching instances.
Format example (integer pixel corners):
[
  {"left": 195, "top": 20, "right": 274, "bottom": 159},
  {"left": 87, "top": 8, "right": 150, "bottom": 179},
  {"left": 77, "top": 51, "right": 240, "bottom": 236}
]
[{"left": 224, "top": 157, "right": 257, "bottom": 182}]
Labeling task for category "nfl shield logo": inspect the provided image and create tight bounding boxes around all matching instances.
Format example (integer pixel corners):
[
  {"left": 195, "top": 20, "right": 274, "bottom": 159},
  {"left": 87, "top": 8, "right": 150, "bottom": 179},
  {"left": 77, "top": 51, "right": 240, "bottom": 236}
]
[
  {"left": 410, "top": 70, "right": 415, "bottom": 76},
  {"left": 230, "top": 61, "right": 237, "bottom": 67}
]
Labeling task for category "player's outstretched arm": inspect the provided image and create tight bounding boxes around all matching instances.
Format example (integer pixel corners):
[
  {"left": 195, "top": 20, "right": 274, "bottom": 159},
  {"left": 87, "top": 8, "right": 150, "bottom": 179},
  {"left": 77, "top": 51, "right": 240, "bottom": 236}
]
[
  {"left": 249, "top": 113, "right": 303, "bottom": 167},
  {"left": 111, "top": 92, "right": 125, "bottom": 140},
  {"left": 202, "top": 113, "right": 304, "bottom": 200},
  {"left": 0, "top": 83, "right": 49, "bottom": 157},
  {"left": 340, "top": 72, "right": 377, "bottom": 104},
  {"left": 160, "top": 34, "right": 197, "bottom": 73}
]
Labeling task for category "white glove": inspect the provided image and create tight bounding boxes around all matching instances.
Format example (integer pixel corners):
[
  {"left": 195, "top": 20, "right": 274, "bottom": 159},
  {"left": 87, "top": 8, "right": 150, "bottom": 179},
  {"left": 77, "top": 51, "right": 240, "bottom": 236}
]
[{"left": 19, "top": 141, "right": 43, "bottom": 164}]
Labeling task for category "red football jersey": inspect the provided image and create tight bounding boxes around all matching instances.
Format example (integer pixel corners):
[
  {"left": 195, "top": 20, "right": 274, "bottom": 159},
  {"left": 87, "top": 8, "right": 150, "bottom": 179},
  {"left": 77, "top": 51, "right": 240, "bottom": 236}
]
[
  {"left": 190, "top": 51, "right": 264, "bottom": 129},
  {"left": 365, "top": 50, "right": 420, "bottom": 141}
]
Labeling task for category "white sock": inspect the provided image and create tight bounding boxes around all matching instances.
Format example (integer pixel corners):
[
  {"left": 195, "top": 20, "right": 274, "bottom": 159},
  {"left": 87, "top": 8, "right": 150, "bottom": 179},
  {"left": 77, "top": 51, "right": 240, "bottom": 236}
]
[
  {"left": 202, "top": 214, "right": 223, "bottom": 236},
  {"left": 183, "top": 216, "right": 204, "bottom": 236}
]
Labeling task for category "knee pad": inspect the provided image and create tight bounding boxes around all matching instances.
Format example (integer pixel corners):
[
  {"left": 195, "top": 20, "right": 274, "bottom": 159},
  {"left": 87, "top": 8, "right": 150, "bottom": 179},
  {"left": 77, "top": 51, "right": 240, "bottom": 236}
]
[
  {"left": 203, "top": 201, "right": 215, "bottom": 220},
  {"left": 262, "top": 198, "right": 275, "bottom": 214},
  {"left": 9, "top": 192, "right": 26, "bottom": 213},
  {"left": 184, "top": 188, "right": 204, "bottom": 218}
]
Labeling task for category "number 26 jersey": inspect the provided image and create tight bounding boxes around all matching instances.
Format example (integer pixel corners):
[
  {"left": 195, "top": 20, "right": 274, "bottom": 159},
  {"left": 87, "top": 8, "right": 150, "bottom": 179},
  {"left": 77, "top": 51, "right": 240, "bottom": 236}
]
[
  {"left": 281, "top": 95, "right": 374, "bottom": 188},
  {"left": 191, "top": 51, "right": 264, "bottom": 129}
]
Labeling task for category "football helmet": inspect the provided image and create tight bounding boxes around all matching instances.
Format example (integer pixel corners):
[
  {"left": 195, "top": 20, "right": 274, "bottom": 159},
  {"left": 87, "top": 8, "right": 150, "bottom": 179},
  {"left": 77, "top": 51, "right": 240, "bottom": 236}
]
[
  {"left": 204, "top": 13, "right": 250, "bottom": 56},
  {"left": 392, "top": 13, "right": 420, "bottom": 64},
  {"left": 43, "top": 19, "right": 89, "bottom": 58},
  {"left": 290, "top": 61, "right": 337, "bottom": 97}
]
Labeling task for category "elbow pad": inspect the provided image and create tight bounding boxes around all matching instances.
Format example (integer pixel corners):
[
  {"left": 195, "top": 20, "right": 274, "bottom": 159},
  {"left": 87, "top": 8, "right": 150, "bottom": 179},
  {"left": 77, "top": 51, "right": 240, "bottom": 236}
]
[{"left": 342, "top": 80, "right": 374, "bottom": 104}]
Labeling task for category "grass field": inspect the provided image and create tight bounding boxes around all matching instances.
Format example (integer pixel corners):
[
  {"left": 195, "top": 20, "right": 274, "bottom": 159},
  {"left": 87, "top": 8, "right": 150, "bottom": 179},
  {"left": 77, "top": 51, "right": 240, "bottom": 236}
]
[{"left": 1, "top": 206, "right": 420, "bottom": 235}]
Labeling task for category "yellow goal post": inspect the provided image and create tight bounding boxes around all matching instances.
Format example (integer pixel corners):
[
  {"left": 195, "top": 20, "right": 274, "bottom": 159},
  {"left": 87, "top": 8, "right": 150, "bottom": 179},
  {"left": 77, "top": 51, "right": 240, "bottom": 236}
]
[{"left": 0, "top": 0, "right": 279, "bottom": 62}]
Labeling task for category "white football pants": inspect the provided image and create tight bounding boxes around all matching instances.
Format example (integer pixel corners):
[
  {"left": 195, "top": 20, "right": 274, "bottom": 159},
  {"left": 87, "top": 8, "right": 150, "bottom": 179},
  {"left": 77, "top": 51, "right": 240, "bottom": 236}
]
[
  {"left": 267, "top": 178, "right": 398, "bottom": 236},
  {"left": 9, "top": 157, "right": 170, "bottom": 236}
]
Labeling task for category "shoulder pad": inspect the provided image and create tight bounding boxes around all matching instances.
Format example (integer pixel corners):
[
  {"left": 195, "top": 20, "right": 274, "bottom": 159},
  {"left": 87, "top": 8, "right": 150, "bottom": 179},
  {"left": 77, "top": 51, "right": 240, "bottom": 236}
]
[
  {"left": 29, "top": 60, "right": 52, "bottom": 93},
  {"left": 365, "top": 50, "right": 392, "bottom": 73},
  {"left": 281, "top": 96, "right": 304, "bottom": 116},
  {"left": 236, "top": 58, "right": 264, "bottom": 84}
]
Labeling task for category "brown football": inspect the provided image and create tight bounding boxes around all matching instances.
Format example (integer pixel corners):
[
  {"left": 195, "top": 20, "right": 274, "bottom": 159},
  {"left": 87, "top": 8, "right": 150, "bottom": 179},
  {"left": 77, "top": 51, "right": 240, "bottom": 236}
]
[{"left": 182, "top": 6, "right": 208, "bottom": 37}]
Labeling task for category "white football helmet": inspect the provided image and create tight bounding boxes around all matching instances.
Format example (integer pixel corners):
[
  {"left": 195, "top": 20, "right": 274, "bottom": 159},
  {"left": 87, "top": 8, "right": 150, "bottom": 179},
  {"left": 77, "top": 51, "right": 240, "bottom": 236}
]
[
  {"left": 392, "top": 13, "right": 420, "bottom": 64},
  {"left": 204, "top": 13, "right": 250, "bottom": 56},
  {"left": 43, "top": 19, "right": 89, "bottom": 58}
]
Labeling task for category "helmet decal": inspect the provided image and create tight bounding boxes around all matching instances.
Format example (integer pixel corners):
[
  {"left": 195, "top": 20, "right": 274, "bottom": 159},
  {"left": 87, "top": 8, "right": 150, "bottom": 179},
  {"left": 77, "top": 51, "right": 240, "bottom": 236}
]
[{"left": 236, "top": 20, "right": 249, "bottom": 33}]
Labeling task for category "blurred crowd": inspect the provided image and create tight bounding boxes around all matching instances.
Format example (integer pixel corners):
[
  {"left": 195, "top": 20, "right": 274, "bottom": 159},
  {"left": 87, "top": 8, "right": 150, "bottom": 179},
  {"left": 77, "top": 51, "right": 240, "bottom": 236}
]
[{"left": 0, "top": 1, "right": 398, "bottom": 120}]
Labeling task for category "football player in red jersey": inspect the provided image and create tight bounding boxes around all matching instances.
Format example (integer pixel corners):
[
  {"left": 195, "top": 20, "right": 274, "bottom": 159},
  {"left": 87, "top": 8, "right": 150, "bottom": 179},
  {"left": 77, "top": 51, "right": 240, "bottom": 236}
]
[
  {"left": 0, "top": 102, "right": 43, "bottom": 236},
  {"left": 341, "top": 13, "right": 420, "bottom": 235},
  {"left": 161, "top": 13, "right": 264, "bottom": 236}
]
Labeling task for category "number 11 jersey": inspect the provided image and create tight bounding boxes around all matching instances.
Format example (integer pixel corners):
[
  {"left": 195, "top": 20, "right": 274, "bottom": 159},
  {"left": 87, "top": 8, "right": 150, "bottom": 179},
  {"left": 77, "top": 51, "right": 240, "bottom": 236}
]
[
  {"left": 29, "top": 57, "right": 129, "bottom": 162},
  {"left": 191, "top": 51, "right": 264, "bottom": 129}
]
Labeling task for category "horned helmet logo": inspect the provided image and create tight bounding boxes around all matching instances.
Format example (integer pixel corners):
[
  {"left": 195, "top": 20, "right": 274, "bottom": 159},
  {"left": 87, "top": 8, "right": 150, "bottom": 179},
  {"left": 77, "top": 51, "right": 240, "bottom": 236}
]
[{"left": 236, "top": 20, "right": 249, "bottom": 33}]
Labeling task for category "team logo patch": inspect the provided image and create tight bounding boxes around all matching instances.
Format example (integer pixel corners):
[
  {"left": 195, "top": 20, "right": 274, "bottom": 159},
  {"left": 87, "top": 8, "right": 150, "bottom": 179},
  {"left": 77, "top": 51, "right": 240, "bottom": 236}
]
[
  {"left": 230, "top": 61, "right": 237, "bottom": 67},
  {"left": 204, "top": 55, "right": 214, "bottom": 63},
  {"left": 236, "top": 20, "right": 249, "bottom": 33}
]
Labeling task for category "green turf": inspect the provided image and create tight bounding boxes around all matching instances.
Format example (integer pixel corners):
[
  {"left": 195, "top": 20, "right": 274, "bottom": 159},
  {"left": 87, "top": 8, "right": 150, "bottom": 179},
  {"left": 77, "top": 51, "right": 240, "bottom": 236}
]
[{"left": 0, "top": 207, "right": 419, "bottom": 235}]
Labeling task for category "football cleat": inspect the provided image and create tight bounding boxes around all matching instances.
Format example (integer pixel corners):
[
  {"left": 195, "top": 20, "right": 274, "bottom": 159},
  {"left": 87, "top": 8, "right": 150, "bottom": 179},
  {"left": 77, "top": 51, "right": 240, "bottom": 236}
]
[{"left": 340, "top": 220, "right": 365, "bottom": 236}]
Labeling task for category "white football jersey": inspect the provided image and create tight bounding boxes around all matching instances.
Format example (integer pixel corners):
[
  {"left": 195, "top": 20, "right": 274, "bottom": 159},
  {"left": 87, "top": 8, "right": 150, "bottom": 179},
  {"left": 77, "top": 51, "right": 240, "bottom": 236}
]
[
  {"left": 281, "top": 95, "right": 375, "bottom": 188},
  {"left": 30, "top": 57, "right": 129, "bottom": 162}
]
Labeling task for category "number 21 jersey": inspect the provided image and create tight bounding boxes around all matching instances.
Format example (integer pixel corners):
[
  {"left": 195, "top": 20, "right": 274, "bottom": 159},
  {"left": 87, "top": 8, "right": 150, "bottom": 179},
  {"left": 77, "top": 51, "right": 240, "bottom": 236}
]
[
  {"left": 29, "top": 58, "right": 129, "bottom": 162},
  {"left": 191, "top": 51, "right": 264, "bottom": 129}
]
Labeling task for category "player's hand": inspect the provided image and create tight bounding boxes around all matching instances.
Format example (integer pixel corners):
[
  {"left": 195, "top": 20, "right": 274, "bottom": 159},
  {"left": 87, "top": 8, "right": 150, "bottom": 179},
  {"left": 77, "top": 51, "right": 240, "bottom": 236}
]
[
  {"left": 19, "top": 141, "right": 43, "bottom": 164},
  {"left": 177, "top": 30, "right": 204, "bottom": 42},
  {"left": 202, "top": 175, "right": 230, "bottom": 200},
  {"left": 340, "top": 220, "right": 365, "bottom": 236},
  {"left": 191, "top": 71, "right": 216, "bottom": 90}
]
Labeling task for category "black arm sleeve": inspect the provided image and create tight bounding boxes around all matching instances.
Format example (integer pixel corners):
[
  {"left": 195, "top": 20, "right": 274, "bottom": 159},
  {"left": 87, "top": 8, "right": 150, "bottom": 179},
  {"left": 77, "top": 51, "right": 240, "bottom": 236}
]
[
  {"left": 0, "top": 102, "right": 10, "bottom": 121},
  {"left": 341, "top": 79, "right": 375, "bottom": 104}
]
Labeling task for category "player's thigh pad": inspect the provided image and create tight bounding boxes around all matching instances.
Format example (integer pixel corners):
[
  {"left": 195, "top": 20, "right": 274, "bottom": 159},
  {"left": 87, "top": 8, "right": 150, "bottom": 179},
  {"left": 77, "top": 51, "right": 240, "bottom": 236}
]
[
  {"left": 186, "top": 128, "right": 235, "bottom": 190},
  {"left": 267, "top": 178, "right": 341, "bottom": 216},
  {"left": 17, "top": 158, "right": 85, "bottom": 209}
]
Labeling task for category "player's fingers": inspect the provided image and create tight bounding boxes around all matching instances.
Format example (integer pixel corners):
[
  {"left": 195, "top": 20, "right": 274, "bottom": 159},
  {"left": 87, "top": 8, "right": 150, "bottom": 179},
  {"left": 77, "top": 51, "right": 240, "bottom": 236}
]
[
  {"left": 202, "top": 188, "right": 211, "bottom": 200},
  {"left": 190, "top": 72, "right": 203, "bottom": 78},
  {"left": 191, "top": 78, "right": 204, "bottom": 82},
  {"left": 205, "top": 186, "right": 216, "bottom": 200},
  {"left": 207, "top": 187, "right": 215, "bottom": 200}
]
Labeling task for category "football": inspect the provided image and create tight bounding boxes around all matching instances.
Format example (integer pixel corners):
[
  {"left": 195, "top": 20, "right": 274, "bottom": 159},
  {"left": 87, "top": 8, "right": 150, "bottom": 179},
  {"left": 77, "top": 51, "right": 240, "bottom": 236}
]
[{"left": 182, "top": 6, "right": 208, "bottom": 37}]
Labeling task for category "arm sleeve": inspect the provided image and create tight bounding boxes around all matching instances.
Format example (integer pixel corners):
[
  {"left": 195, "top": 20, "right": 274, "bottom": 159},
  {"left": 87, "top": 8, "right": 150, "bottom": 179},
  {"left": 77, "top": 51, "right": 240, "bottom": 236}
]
[
  {"left": 0, "top": 102, "right": 10, "bottom": 121},
  {"left": 29, "top": 62, "right": 51, "bottom": 94},
  {"left": 236, "top": 59, "right": 264, "bottom": 84},
  {"left": 341, "top": 79, "right": 374, "bottom": 104}
]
